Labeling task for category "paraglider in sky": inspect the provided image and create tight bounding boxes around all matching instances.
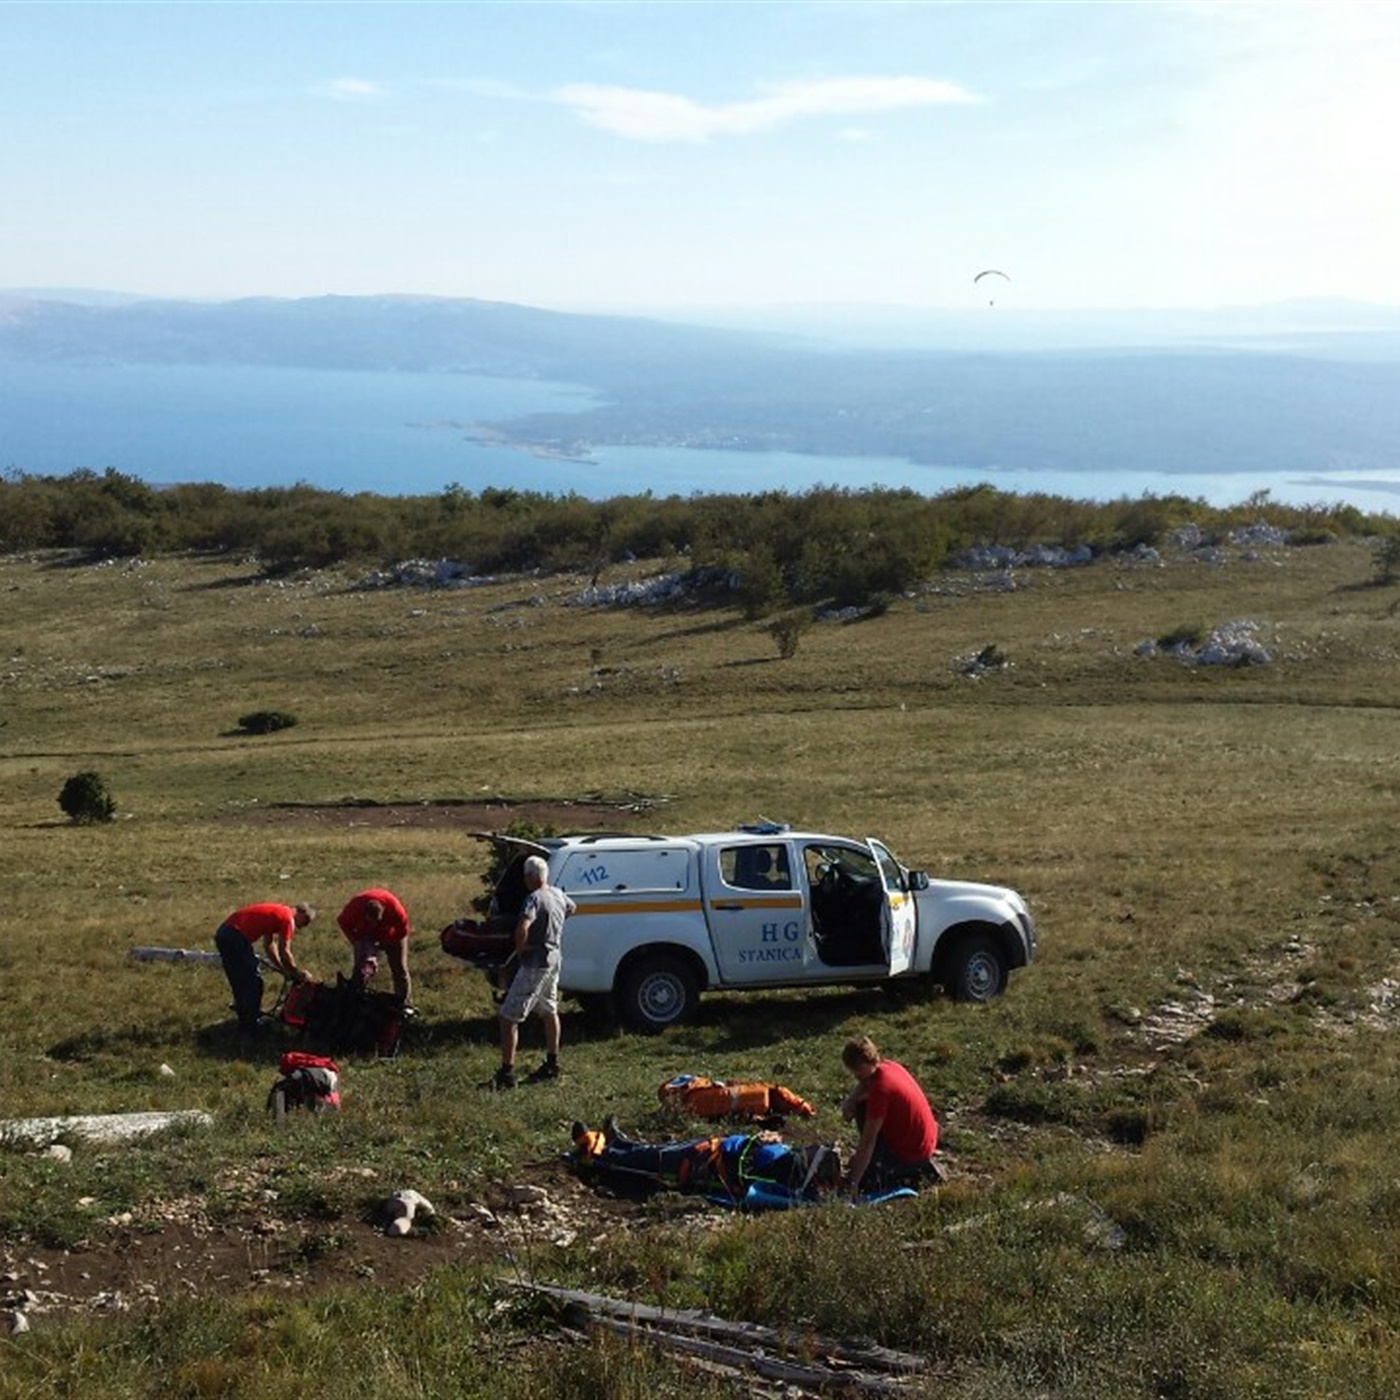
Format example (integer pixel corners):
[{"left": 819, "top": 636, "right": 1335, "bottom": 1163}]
[{"left": 974, "top": 269, "right": 1010, "bottom": 306}]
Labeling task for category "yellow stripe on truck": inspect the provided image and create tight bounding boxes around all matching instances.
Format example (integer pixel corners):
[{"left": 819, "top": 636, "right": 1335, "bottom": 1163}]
[
  {"left": 708, "top": 896, "right": 806, "bottom": 912},
  {"left": 571, "top": 898, "right": 706, "bottom": 917},
  {"left": 570, "top": 895, "right": 807, "bottom": 916}
]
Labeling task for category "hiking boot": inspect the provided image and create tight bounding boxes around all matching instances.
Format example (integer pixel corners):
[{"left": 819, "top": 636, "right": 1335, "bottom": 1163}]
[
  {"left": 524, "top": 1059, "right": 560, "bottom": 1084},
  {"left": 602, "top": 1114, "right": 633, "bottom": 1147},
  {"left": 481, "top": 1065, "right": 516, "bottom": 1091}
]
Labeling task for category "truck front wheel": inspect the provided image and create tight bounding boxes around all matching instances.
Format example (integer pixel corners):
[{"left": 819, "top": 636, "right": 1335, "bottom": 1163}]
[
  {"left": 618, "top": 955, "right": 698, "bottom": 1034},
  {"left": 943, "top": 931, "right": 1008, "bottom": 1003}
]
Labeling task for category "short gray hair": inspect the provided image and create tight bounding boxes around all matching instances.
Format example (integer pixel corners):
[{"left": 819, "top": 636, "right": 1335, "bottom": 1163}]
[{"left": 523, "top": 855, "right": 549, "bottom": 884}]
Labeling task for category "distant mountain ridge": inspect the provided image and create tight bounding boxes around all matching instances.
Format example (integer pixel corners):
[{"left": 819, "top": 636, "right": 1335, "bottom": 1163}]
[
  {"left": 4, "top": 290, "right": 1400, "bottom": 489},
  {"left": 0, "top": 291, "right": 777, "bottom": 381}
]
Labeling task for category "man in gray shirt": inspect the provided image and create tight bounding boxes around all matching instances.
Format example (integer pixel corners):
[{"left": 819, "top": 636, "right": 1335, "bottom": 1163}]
[{"left": 486, "top": 855, "right": 576, "bottom": 1089}]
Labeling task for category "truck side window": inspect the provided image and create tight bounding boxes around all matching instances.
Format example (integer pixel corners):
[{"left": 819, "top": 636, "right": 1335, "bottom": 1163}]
[{"left": 722, "top": 844, "right": 792, "bottom": 891}]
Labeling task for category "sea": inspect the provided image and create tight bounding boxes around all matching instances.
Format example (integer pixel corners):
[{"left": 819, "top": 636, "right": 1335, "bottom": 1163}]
[{"left": 3, "top": 360, "right": 1399, "bottom": 514}]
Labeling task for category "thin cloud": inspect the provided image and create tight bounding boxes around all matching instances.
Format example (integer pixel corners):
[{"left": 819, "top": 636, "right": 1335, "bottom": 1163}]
[
  {"left": 316, "top": 78, "right": 385, "bottom": 101},
  {"left": 553, "top": 75, "right": 979, "bottom": 143}
]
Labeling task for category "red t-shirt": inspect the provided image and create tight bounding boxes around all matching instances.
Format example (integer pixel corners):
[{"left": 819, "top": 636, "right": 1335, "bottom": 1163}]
[
  {"left": 865, "top": 1060, "right": 938, "bottom": 1163},
  {"left": 337, "top": 888, "right": 410, "bottom": 946},
  {"left": 225, "top": 903, "right": 297, "bottom": 944}
]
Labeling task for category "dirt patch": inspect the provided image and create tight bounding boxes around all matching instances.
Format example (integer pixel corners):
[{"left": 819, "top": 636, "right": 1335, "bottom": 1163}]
[
  {"left": 1, "top": 1161, "right": 671, "bottom": 1325},
  {"left": 229, "top": 794, "right": 668, "bottom": 833}
]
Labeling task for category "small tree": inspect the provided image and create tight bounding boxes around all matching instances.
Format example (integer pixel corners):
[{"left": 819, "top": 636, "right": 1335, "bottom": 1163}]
[
  {"left": 1372, "top": 533, "right": 1400, "bottom": 586},
  {"left": 767, "top": 612, "right": 811, "bottom": 660},
  {"left": 58, "top": 770, "right": 116, "bottom": 824}
]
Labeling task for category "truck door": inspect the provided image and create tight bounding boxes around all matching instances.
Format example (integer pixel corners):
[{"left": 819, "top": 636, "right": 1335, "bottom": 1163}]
[
  {"left": 703, "top": 841, "right": 816, "bottom": 984},
  {"left": 868, "top": 838, "right": 916, "bottom": 976}
]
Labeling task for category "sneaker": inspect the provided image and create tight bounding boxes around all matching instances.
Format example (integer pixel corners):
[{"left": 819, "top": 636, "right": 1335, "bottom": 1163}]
[
  {"left": 524, "top": 1059, "right": 560, "bottom": 1084},
  {"left": 481, "top": 1065, "right": 516, "bottom": 1091}
]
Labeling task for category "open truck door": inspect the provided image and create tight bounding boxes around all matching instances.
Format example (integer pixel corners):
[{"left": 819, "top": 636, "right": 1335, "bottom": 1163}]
[{"left": 868, "top": 838, "right": 916, "bottom": 977}]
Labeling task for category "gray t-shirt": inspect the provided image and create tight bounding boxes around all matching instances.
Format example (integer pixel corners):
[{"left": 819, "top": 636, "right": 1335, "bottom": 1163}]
[{"left": 519, "top": 884, "right": 576, "bottom": 967}]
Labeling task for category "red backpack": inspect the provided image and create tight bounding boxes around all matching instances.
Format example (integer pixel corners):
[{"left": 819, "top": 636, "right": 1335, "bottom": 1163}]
[{"left": 268, "top": 1050, "right": 342, "bottom": 1117}]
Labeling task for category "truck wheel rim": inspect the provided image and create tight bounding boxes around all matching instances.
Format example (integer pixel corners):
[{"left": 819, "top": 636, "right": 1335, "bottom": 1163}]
[
  {"left": 639, "top": 974, "right": 681, "bottom": 1021},
  {"left": 966, "top": 953, "right": 998, "bottom": 998}
]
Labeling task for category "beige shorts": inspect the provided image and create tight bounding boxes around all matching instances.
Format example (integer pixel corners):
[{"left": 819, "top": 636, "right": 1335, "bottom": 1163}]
[{"left": 499, "top": 961, "right": 560, "bottom": 1023}]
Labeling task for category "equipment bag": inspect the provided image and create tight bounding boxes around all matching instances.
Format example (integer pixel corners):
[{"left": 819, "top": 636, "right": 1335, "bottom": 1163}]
[
  {"left": 280, "top": 978, "right": 324, "bottom": 1031},
  {"left": 658, "top": 1073, "right": 816, "bottom": 1121},
  {"left": 268, "top": 1050, "right": 342, "bottom": 1117}
]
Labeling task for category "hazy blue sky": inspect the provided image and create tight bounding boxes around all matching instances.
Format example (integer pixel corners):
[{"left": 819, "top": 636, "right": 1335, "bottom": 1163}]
[{"left": 4, "top": 1, "right": 1397, "bottom": 313}]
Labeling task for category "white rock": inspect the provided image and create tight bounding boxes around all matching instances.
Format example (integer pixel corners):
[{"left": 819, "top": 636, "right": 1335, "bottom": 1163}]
[
  {"left": 43, "top": 1144, "right": 73, "bottom": 1164},
  {"left": 382, "top": 1188, "right": 436, "bottom": 1236},
  {"left": 509, "top": 1184, "right": 550, "bottom": 1211}
]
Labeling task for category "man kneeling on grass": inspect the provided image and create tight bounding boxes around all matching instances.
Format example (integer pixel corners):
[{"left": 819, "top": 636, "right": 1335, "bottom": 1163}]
[
  {"left": 484, "top": 855, "right": 575, "bottom": 1090},
  {"left": 839, "top": 1033, "right": 945, "bottom": 1195}
]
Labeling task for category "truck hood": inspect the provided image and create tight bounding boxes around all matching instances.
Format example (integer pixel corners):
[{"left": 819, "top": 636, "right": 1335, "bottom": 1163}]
[{"left": 917, "top": 878, "right": 1029, "bottom": 915}]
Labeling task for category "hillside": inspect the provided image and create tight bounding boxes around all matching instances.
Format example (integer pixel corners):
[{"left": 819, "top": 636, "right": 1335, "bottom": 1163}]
[{"left": 4, "top": 534, "right": 1400, "bottom": 1395}]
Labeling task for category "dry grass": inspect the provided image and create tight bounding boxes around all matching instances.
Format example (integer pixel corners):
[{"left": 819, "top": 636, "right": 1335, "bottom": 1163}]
[{"left": 3, "top": 535, "right": 1400, "bottom": 1395}]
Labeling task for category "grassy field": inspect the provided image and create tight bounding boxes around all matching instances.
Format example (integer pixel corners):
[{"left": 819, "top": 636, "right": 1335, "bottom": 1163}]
[{"left": 2, "top": 531, "right": 1400, "bottom": 1398}]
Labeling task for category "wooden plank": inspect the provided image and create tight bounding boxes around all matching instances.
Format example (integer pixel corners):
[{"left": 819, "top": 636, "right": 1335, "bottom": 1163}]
[
  {"left": 583, "top": 1314, "right": 915, "bottom": 1396},
  {"left": 515, "top": 1281, "right": 928, "bottom": 1375}
]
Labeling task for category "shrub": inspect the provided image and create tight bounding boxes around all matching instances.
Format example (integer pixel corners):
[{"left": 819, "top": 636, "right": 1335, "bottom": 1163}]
[
  {"left": 236, "top": 710, "right": 299, "bottom": 735},
  {"left": 58, "top": 770, "right": 116, "bottom": 824},
  {"left": 1157, "top": 623, "right": 1205, "bottom": 651},
  {"left": 1372, "top": 533, "right": 1400, "bottom": 585},
  {"left": 767, "top": 612, "right": 810, "bottom": 660},
  {"left": 470, "top": 817, "right": 557, "bottom": 914}
]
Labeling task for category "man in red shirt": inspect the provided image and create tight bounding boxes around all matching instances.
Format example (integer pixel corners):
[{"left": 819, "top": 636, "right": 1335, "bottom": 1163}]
[
  {"left": 215, "top": 902, "right": 314, "bottom": 1041},
  {"left": 337, "top": 888, "right": 413, "bottom": 1005},
  {"left": 839, "top": 1033, "right": 941, "bottom": 1194}
]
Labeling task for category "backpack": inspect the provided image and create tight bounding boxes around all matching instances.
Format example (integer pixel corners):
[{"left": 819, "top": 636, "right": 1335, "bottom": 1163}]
[
  {"left": 280, "top": 978, "right": 324, "bottom": 1032},
  {"left": 268, "top": 1050, "right": 342, "bottom": 1118}
]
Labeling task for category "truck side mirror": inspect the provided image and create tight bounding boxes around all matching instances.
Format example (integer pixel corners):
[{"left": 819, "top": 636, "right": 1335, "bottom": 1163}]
[{"left": 907, "top": 870, "right": 930, "bottom": 891}]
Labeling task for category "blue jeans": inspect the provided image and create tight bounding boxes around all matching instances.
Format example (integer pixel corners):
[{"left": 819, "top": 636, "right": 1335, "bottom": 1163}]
[{"left": 215, "top": 924, "right": 264, "bottom": 1035}]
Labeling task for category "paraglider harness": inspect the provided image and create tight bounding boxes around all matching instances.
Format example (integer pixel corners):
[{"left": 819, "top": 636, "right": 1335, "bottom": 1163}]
[
  {"left": 576, "top": 1130, "right": 841, "bottom": 1211},
  {"left": 280, "top": 974, "right": 406, "bottom": 1058},
  {"left": 687, "top": 1134, "right": 839, "bottom": 1207}
]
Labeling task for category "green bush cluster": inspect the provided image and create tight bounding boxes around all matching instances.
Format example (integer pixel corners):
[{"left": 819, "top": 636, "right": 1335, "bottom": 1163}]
[
  {"left": 57, "top": 770, "right": 116, "bottom": 824},
  {"left": 1, "top": 467, "right": 1388, "bottom": 611},
  {"left": 236, "top": 709, "right": 299, "bottom": 735}
]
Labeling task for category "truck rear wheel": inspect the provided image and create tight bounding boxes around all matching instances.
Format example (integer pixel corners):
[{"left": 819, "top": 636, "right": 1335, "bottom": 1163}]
[
  {"left": 618, "top": 955, "right": 698, "bottom": 1034},
  {"left": 944, "top": 931, "right": 1008, "bottom": 1003}
]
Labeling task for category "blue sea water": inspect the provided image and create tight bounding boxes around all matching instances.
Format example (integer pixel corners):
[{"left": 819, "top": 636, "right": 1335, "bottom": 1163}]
[{"left": 3, "top": 360, "right": 1399, "bottom": 513}]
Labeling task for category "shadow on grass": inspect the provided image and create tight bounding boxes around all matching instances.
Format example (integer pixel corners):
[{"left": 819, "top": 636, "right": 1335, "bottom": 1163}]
[
  {"left": 678, "top": 985, "right": 898, "bottom": 1054},
  {"left": 181, "top": 572, "right": 267, "bottom": 592},
  {"left": 49, "top": 1022, "right": 190, "bottom": 1062},
  {"left": 178, "top": 984, "right": 907, "bottom": 1069}
]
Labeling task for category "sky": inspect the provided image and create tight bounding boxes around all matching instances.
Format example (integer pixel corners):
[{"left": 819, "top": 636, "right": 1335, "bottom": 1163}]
[{"left": 4, "top": 0, "right": 1400, "bottom": 315}]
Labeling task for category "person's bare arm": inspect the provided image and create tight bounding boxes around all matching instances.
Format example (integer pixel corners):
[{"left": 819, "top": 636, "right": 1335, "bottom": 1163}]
[
  {"left": 840, "top": 1079, "right": 869, "bottom": 1122},
  {"left": 843, "top": 1114, "right": 884, "bottom": 1195},
  {"left": 269, "top": 932, "right": 305, "bottom": 981}
]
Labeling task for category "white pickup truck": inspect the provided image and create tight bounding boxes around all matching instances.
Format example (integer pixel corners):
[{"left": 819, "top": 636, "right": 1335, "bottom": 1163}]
[{"left": 456, "top": 824, "right": 1036, "bottom": 1033}]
